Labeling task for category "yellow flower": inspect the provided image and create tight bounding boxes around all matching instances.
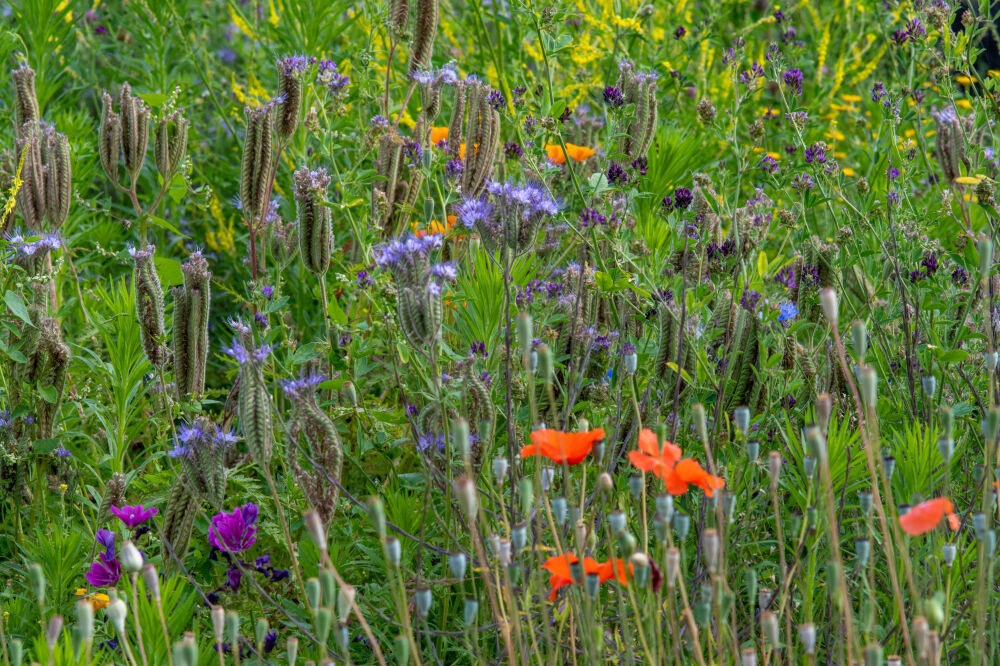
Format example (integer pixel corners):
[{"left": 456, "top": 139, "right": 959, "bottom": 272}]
[
  {"left": 955, "top": 99, "right": 973, "bottom": 110},
  {"left": 75, "top": 588, "right": 110, "bottom": 611},
  {"left": 842, "top": 167, "right": 855, "bottom": 177},
  {"left": 955, "top": 75, "right": 973, "bottom": 86},
  {"left": 841, "top": 94, "right": 862, "bottom": 103},
  {"left": 955, "top": 176, "right": 982, "bottom": 185}
]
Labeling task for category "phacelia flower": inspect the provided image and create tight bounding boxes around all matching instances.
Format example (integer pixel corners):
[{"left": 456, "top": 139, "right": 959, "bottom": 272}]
[{"left": 778, "top": 303, "right": 798, "bottom": 322}]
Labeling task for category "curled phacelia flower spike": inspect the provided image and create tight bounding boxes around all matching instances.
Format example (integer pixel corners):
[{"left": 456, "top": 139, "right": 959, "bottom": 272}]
[
  {"left": 225, "top": 324, "right": 274, "bottom": 466},
  {"left": 283, "top": 364, "right": 343, "bottom": 525},
  {"left": 241, "top": 104, "right": 275, "bottom": 224},
  {"left": 99, "top": 92, "right": 122, "bottom": 185},
  {"left": 12, "top": 65, "right": 39, "bottom": 133},
  {"left": 408, "top": 0, "right": 438, "bottom": 73},
  {"left": 172, "top": 251, "right": 212, "bottom": 399},
  {"left": 154, "top": 110, "right": 189, "bottom": 181},
  {"left": 276, "top": 55, "right": 309, "bottom": 140},
  {"left": 16, "top": 122, "right": 72, "bottom": 231},
  {"left": 119, "top": 82, "right": 151, "bottom": 183},
  {"left": 170, "top": 417, "right": 233, "bottom": 509},
  {"left": 387, "top": 0, "right": 410, "bottom": 41},
  {"left": 131, "top": 244, "right": 168, "bottom": 367},
  {"left": 160, "top": 475, "right": 199, "bottom": 574},
  {"left": 293, "top": 167, "right": 333, "bottom": 277}
]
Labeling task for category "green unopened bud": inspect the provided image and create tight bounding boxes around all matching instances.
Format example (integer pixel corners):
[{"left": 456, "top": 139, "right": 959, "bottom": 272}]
[
  {"left": 937, "top": 437, "right": 954, "bottom": 463},
  {"left": 819, "top": 288, "right": 838, "bottom": 327},
  {"left": 693, "top": 404, "right": 708, "bottom": 443},
  {"left": 142, "top": 564, "right": 160, "bottom": 600},
  {"left": 315, "top": 607, "right": 332, "bottom": 644},
  {"left": 120, "top": 541, "right": 143, "bottom": 573},
  {"left": 629, "top": 474, "right": 643, "bottom": 498},
  {"left": 394, "top": 634, "right": 411, "bottom": 664},
  {"left": 28, "top": 562, "right": 45, "bottom": 604},
  {"left": 463, "top": 598, "right": 479, "bottom": 626},
  {"left": 851, "top": 320, "right": 867, "bottom": 363},
  {"left": 734, "top": 406, "right": 750, "bottom": 434},
  {"left": 448, "top": 552, "right": 467, "bottom": 579},
  {"left": 336, "top": 584, "right": 355, "bottom": 623},
  {"left": 286, "top": 636, "right": 299, "bottom": 665},
  {"left": 415, "top": 587, "right": 432, "bottom": 618},
  {"left": 385, "top": 537, "right": 402, "bottom": 566},
  {"left": 519, "top": 477, "right": 534, "bottom": 515},
  {"left": 226, "top": 610, "right": 240, "bottom": 652},
  {"left": 46, "top": 615, "right": 63, "bottom": 650},
  {"left": 597, "top": 472, "right": 614, "bottom": 494},
  {"left": 422, "top": 197, "right": 435, "bottom": 221},
  {"left": 342, "top": 381, "right": 358, "bottom": 407},
  {"left": 858, "top": 366, "right": 877, "bottom": 409},
  {"left": 516, "top": 313, "right": 533, "bottom": 357},
  {"left": 702, "top": 528, "right": 719, "bottom": 573},
  {"left": 922, "top": 374, "right": 937, "bottom": 397},
  {"left": 320, "top": 568, "right": 336, "bottom": 608},
  {"left": 452, "top": 417, "right": 470, "bottom": 461},
  {"left": 106, "top": 598, "right": 127, "bottom": 634},
  {"left": 367, "top": 497, "right": 387, "bottom": 540},
  {"left": 305, "top": 578, "right": 321, "bottom": 610},
  {"left": 979, "top": 237, "right": 993, "bottom": 281}
]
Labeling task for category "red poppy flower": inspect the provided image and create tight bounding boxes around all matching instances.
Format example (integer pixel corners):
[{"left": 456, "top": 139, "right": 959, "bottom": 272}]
[
  {"left": 899, "top": 497, "right": 960, "bottom": 536},
  {"left": 541, "top": 553, "right": 632, "bottom": 600},
  {"left": 521, "top": 428, "right": 605, "bottom": 465},
  {"left": 628, "top": 428, "right": 725, "bottom": 497}
]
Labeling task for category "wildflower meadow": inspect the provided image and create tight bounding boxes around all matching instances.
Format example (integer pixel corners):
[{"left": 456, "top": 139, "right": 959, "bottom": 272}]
[{"left": 3, "top": 0, "right": 1000, "bottom": 663}]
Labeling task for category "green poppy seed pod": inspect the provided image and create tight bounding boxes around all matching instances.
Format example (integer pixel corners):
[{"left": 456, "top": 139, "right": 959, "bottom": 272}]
[
  {"left": 276, "top": 63, "right": 302, "bottom": 140},
  {"left": 888, "top": 656, "right": 902, "bottom": 666},
  {"left": 226, "top": 610, "right": 241, "bottom": 650},
  {"left": 537, "top": 343, "right": 553, "bottom": 384},
  {"left": 294, "top": 167, "right": 333, "bottom": 276},
  {"left": 665, "top": 547, "right": 681, "bottom": 587},
  {"left": 315, "top": 607, "right": 332, "bottom": 644},
  {"left": 692, "top": 403, "right": 708, "bottom": 444},
  {"left": 858, "top": 366, "right": 877, "bottom": 410},
  {"left": 99, "top": 92, "right": 122, "bottom": 184},
  {"left": 154, "top": 111, "right": 189, "bottom": 180},
  {"left": 855, "top": 537, "right": 870, "bottom": 568},
  {"left": 653, "top": 513, "right": 668, "bottom": 541},
  {"left": 819, "top": 288, "right": 838, "bottom": 328},
  {"left": 761, "top": 611, "right": 779, "bottom": 647},
  {"left": 851, "top": 320, "right": 867, "bottom": 363},
  {"left": 692, "top": 601, "right": 711, "bottom": 626},
  {"left": 702, "top": 528, "right": 719, "bottom": 573},
  {"left": 511, "top": 524, "right": 527, "bottom": 552},
  {"left": 448, "top": 552, "right": 467, "bottom": 579},
  {"left": 519, "top": 477, "right": 534, "bottom": 515},
  {"left": 629, "top": 474, "right": 643, "bottom": 498},
  {"left": 747, "top": 439, "right": 760, "bottom": 461},
  {"left": 939, "top": 405, "right": 954, "bottom": 440},
  {"left": 804, "top": 425, "right": 824, "bottom": 462},
  {"left": 12, "top": 65, "right": 39, "bottom": 131},
  {"left": 319, "top": 568, "right": 337, "bottom": 609},
  {"left": 803, "top": 455, "right": 817, "bottom": 478},
  {"left": 142, "top": 564, "right": 160, "bottom": 602},
  {"left": 132, "top": 244, "right": 168, "bottom": 367},
  {"left": 624, "top": 352, "right": 637, "bottom": 374},
  {"left": 106, "top": 598, "right": 127, "bottom": 634},
  {"left": 608, "top": 510, "right": 627, "bottom": 535},
  {"left": 630, "top": 552, "right": 650, "bottom": 588},
  {"left": 255, "top": 617, "right": 269, "bottom": 649},
  {"left": 859, "top": 490, "right": 873, "bottom": 515},
  {"left": 119, "top": 83, "right": 150, "bottom": 181},
  {"left": 597, "top": 472, "right": 614, "bottom": 494},
  {"left": 942, "top": 543, "right": 957, "bottom": 567},
  {"left": 241, "top": 104, "right": 274, "bottom": 223},
  {"left": 408, "top": 0, "right": 438, "bottom": 72},
  {"left": 342, "top": 381, "right": 357, "bottom": 407},
  {"left": 211, "top": 605, "right": 225, "bottom": 646},
  {"left": 414, "top": 586, "right": 432, "bottom": 618},
  {"left": 973, "top": 511, "right": 988, "bottom": 539},
  {"left": 385, "top": 537, "right": 401, "bottom": 566},
  {"left": 367, "top": 497, "right": 387, "bottom": 540},
  {"left": 422, "top": 197, "right": 434, "bottom": 221},
  {"left": 672, "top": 513, "right": 691, "bottom": 540},
  {"left": 551, "top": 496, "right": 567, "bottom": 525},
  {"left": 287, "top": 636, "right": 299, "bottom": 666},
  {"left": 816, "top": 393, "right": 832, "bottom": 434},
  {"left": 453, "top": 417, "right": 470, "bottom": 461},
  {"left": 979, "top": 237, "right": 993, "bottom": 282},
  {"left": 462, "top": 598, "right": 479, "bottom": 627},
  {"left": 744, "top": 569, "right": 758, "bottom": 611},
  {"left": 516, "top": 312, "right": 533, "bottom": 356},
  {"left": 26, "top": 562, "right": 49, "bottom": 608},
  {"left": 8, "top": 639, "right": 21, "bottom": 666},
  {"left": 120, "top": 541, "right": 143, "bottom": 573},
  {"left": 733, "top": 406, "right": 750, "bottom": 434},
  {"left": 922, "top": 374, "right": 937, "bottom": 397},
  {"left": 937, "top": 437, "right": 954, "bottom": 463},
  {"left": 824, "top": 561, "right": 841, "bottom": 606},
  {"left": 655, "top": 494, "right": 674, "bottom": 521},
  {"left": 883, "top": 456, "right": 897, "bottom": 479},
  {"left": 740, "top": 648, "right": 758, "bottom": 666},
  {"left": 799, "top": 623, "right": 817, "bottom": 655},
  {"left": 336, "top": 584, "right": 355, "bottom": 623},
  {"left": 305, "top": 578, "right": 321, "bottom": 610},
  {"left": 303, "top": 510, "right": 327, "bottom": 554},
  {"left": 45, "top": 615, "right": 62, "bottom": 649},
  {"left": 455, "top": 477, "right": 478, "bottom": 520}
]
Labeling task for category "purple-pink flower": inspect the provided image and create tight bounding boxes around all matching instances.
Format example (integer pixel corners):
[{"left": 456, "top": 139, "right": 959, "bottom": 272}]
[
  {"left": 85, "top": 553, "right": 121, "bottom": 587},
  {"left": 208, "top": 503, "right": 259, "bottom": 553},
  {"left": 110, "top": 504, "right": 159, "bottom": 528}
]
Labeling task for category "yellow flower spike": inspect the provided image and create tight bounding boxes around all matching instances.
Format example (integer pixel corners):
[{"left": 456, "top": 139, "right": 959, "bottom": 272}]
[
  {"left": 842, "top": 167, "right": 856, "bottom": 177},
  {"left": 955, "top": 176, "right": 982, "bottom": 185},
  {"left": 841, "top": 94, "right": 862, "bottom": 103}
]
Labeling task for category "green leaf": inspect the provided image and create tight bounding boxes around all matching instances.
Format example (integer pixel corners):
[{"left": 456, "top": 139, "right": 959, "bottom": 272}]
[
  {"left": 4, "top": 291, "right": 32, "bottom": 327},
  {"left": 937, "top": 349, "right": 969, "bottom": 364},
  {"left": 33, "top": 438, "right": 60, "bottom": 454},
  {"left": 291, "top": 342, "right": 322, "bottom": 364},
  {"left": 154, "top": 256, "right": 184, "bottom": 288},
  {"left": 38, "top": 383, "right": 58, "bottom": 404},
  {"left": 137, "top": 93, "right": 170, "bottom": 107},
  {"left": 327, "top": 294, "right": 348, "bottom": 325},
  {"left": 147, "top": 215, "right": 190, "bottom": 239},
  {"left": 757, "top": 252, "right": 768, "bottom": 280}
]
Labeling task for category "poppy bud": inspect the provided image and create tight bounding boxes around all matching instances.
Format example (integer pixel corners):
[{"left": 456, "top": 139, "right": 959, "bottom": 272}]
[
  {"left": 922, "top": 374, "right": 936, "bottom": 397},
  {"left": 624, "top": 352, "right": 637, "bottom": 374},
  {"left": 803, "top": 455, "right": 817, "bottom": 478},
  {"left": 608, "top": 510, "right": 627, "bottom": 535},
  {"left": 939, "top": 405, "right": 954, "bottom": 440},
  {"left": 9, "top": 639, "right": 21, "bottom": 666},
  {"left": 937, "top": 436, "right": 954, "bottom": 463},
  {"left": 761, "top": 611, "right": 779, "bottom": 647},
  {"left": 673, "top": 513, "right": 691, "bottom": 540},
  {"left": 665, "top": 548, "right": 681, "bottom": 587},
  {"left": 537, "top": 344, "right": 553, "bottom": 384},
  {"left": 551, "top": 496, "right": 567, "bottom": 525},
  {"left": 342, "top": 381, "right": 358, "bottom": 407},
  {"left": 597, "top": 472, "right": 614, "bottom": 494},
  {"left": 305, "top": 578, "right": 321, "bottom": 610},
  {"left": 819, "top": 288, "right": 838, "bottom": 327},
  {"left": 767, "top": 451, "right": 782, "bottom": 487},
  {"left": 28, "top": 562, "right": 45, "bottom": 604},
  {"left": 106, "top": 598, "right": 127, "bottom": 634},
  {"left": 799, "top": 622, "right": 817, "bottom": 654},
  {"left": 415, "top": 587, "right": 432, "bottom": 618},
  {"left": 385, "top": 537, "right": 402, "bottom": 566},
  {"left": 733, "top": 406, "right": 750, "bottom": 434},
  {"left": 519, "top": 477, "right": 534, "bottom": 515},
  {"left": 653, "top": 513, "right": 668, "bottom": 542},
  {"left": 255, "top": 617, "right": 269, "bottom": 650},
  {"left": 492, "top": 457, "right": 508, "bottom": 486},
  {"left": 851, "top": 320, "right": 867, "bottom": 363},
  {"left": 337, "top": 585, "right": 355, "bottom": 623},
  {"left": 702, "top": 529, "right": 719, "bottom": 573},
  {"left": 815, "top": 393, "right": 832, "bottom": 434},
  {"left": 463, "top": 598, "right": 479, "bottom": 626},
  {"left": 120, "top": 541, "right": 143, "bottom": 573},
  {"left": 976, "top": 510, "right": 991, "bottom": 536}
]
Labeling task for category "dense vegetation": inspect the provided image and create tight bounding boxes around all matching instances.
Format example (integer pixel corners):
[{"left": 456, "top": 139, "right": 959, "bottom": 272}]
[{"left": 2, "top": 0, "right": 1000, "bottom": 663}]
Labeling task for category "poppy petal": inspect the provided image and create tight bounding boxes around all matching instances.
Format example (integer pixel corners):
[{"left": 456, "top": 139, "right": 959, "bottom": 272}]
[{"left": 629, "top": 450, "right": 660, "bottom": 472}]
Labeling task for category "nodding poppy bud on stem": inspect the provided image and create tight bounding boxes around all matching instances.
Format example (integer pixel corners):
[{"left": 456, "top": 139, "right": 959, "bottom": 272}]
[
  {"left": 106, "top": 598, "right": 127, "bottom": 634},
  {"left": 799, "top": 622, "right": 817, "bottom": 655},
  {"left": 851, "top": 320, "right": 867, "bottom": 363},
  {"left": 819, "top": 288, "right": 838, "bottom": 328},
  {"left": 665, "top": 548, "right": 680, "bottom": 588},
  {"left": 303, "top": 509, "right": 327, "bottom": 553},
  {"left": 211, "top": 606, "right": 225, "bottom": 646},
  {"left": 693, "top": 403, "right": 708, "bottom": 444},
  {"left": 28, "top": 562, "right": 45, "bottom": 604},
  {"left": 337, "top": 585, "right": 355, "bottom": 623},
  {"left": 455, "top": 477, "right": 478, "bottom": 519},
  {"left": 77, "top": 598, "right": 94, "bottom": 642},
  {"left": 815, "top": 393, "right": 832, "bottom": 434}
]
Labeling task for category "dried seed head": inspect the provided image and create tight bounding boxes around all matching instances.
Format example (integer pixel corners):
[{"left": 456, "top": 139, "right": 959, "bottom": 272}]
[
  {"left": 13, "top": 65, "right": 40, "bottom": 132},
  {"left": 172, "top": 251, "right": 212, "bottom": 399},
  {"left": 119, "top": 82, "right": 151, "bottom": 181},
  {"left": 408, "top": 0, "right": 438, "bottom": 73},
  {"left": 154, "top": 111, "right": 189, "bottom": 180},
  {"left": 131, "top": 244, "right": 168, "bottom": 367},
  {"left": 276, "top": 58, "right": 305, "bottom": 139},
  {"left": 99, "top": 92, "right": 122, "bottom": 185},
  {"left": 241, "top": 104, "right": 275, "bottom": 224},
  {"left": 294, "top": 167, "right": 333, "bottom": 276}
]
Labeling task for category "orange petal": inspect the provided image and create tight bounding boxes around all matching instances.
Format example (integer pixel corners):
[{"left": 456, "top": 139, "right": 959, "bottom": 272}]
[
  {"left": 541, "top": 553, "right": 578, "bottom": 579},
  {"left": 636, "top": 428, "right": 660, "bottom": 457},
  {"left": 629, "top": 450, "right": 660, "bottom": 473},
  {"left": 460, "top": 143, "right": 467, "bottom": 160},
  {"left": 674, "top": 458, "right": 725, "bottom": 497},
  {"left": 545, "top": 144, "right": 567, "bottom": 165},
  {"left": 661, "top": 467, "right": 690, "bottom": 495},
  {"left": 430, "top": 126, "right": 449, "bottom": 146},
  {"left": 520, "top": 444, "right": 540, "bottom": 459},
  {"left": 565, "top": 143, "right": 595, "bottom": 161},
  {"left": 899, "top": 497, "right": 950, "bottom": 536}
]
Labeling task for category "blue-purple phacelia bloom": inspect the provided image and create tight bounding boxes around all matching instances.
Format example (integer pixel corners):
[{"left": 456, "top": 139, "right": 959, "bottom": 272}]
[
  {"left": 277, "top": 54, "right": 311, "bottom": 75},
  {"left": 603, "top": 86, "right": 625, "bottom": 108},
  {"left": 416, "top": 433, "right": 446, "bottom": 453},
  {"left": 223, "top": 339, "right": 275, "bottom": 366},
  {"left": 445, "top": 159, "right": 464, "bottom": 179},
  {"left": 456, "top": 197, "right": 495, "bottom": 229},
  {"left": 279, "top": 372, "right": 327, "bottom": 399},
  {"left": 778, "top": 303, "right": 798, "bottom": 322}
]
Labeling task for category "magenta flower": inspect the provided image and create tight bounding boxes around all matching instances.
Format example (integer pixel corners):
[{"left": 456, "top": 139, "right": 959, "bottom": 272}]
[
  {"left": 110, "top": 504, "right": 159, "bottom": 528},
  {"left": 85, "top": 553, "right": 121, "bottom": 587},
  {"left": 208, "top": 503, "right": 259, "bottom": 553}
]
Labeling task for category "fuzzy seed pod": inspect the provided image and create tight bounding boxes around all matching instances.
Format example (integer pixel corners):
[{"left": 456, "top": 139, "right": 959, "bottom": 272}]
[
  {"left": 35, "top": 317, "right": 70, "bottom": 439},
  {"left": 372, "top": 134, "right": 403, "bottom": 230},
  {"left": 447, "top": 80, "right": 467, "bottom": 156},
  {"left": 408, "top": 0, "right": 438, "bottom": 73},
  {"left": 240, "top": 104, "right": 275, "bottom": 223},
  {"left": 95, "top": 473, "right": 128, "bottom": 524},
  {"left": 154, "top": 111, "right": 189, "bottom": 181},
  {"left": 239, "top": 358, "right": 273, "bottom": 466},
  {"left": 177, "top": 417, "right": 228, "bottom": 509},
  {"left": 132, "top": 244, "right": 169, "bottom": 367},
  {"left": 160, "top": 476, "right": 199, "bottom": 573},
  {"left": 12, "top": 65, "right": 39, "bottom": 133},
  {"left": 43, "top": 127, "right": 72, "bottom": 228},
  {"left": 276, "top": 67, "right": 302, "bottom": 141},
  {"left": 172, "top": 252, "right": 211, "bottom": 399},
  {"left": 932, "top": 108, "right": 963, "bottom": 185},
  {"left": 99, "top": 92, "right": 122, "bottom": 185},
  {"left": 294, "top": 167, "right": 333, "bottom": 276},
  {"left": 15, "top": 122, "right": 46, "bottom": 230},
  {"left": 285, "top": 367, "right": 344, "bottom": 525},
  {"left": 387, "top": 0, "right": 410, "bottom": 41},
  {"left": 119, "top": 83, "right": 150, "bottom": 182}
]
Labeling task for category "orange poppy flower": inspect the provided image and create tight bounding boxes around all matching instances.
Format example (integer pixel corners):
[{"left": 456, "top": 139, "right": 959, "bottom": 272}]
[
  {"left": 521, "top": 428, "right": 605, "bottom": 465},
  {"left": 430, "top": 126, "right": 449, "bottom": 146},
  {"left": 628, "top": 428, "right": 725, "bottom": 497},
  {"left": 541, "top": 553, "right": 631, "bottom": 600},
  {"left": 75, "top": 587, "right": 110, "bottom": 610},
  {"left": 411, "top": 215, "right": 457, "bottom": 238},
  {"left": 899, "top": 497, "right": 960, "bottom": 536},
  {"left": 545, "top": 143, "right": 596, "bottom": 165}
]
